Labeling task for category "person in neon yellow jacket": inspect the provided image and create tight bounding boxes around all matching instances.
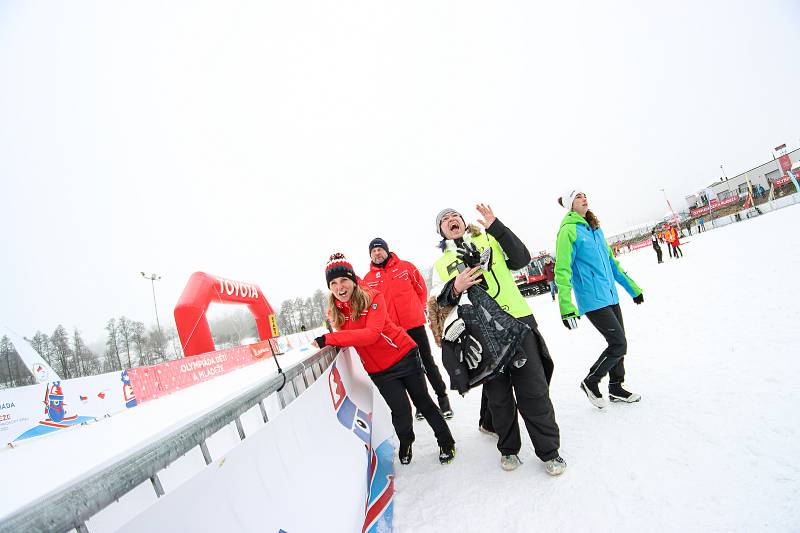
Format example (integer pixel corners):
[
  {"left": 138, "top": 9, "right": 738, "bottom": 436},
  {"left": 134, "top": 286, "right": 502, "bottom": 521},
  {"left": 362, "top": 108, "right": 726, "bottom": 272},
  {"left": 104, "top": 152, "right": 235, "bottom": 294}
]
[
  {"left": 434, "top": 204, "right": 566, "bottom": 476},
  {"left": 555, "top": 189, "right": 644, "bottom": 409}
]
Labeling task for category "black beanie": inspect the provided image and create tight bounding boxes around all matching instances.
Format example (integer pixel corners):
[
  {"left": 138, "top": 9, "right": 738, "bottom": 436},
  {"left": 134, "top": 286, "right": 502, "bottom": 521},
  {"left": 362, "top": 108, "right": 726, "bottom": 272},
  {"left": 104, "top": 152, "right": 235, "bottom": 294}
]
[
  {"left": 325, "top": 253, "right": 357, "bottom": 286},
  {"left": 369, "top": 237, "right": 389, "bottom": 254}
]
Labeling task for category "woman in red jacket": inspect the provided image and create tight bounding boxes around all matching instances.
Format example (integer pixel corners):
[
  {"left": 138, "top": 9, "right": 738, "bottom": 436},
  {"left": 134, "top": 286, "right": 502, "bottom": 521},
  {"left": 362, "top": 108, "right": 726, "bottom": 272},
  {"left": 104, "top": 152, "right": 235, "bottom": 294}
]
[{"left": 313, "top": 253, "right": 455, "bottom": 465}]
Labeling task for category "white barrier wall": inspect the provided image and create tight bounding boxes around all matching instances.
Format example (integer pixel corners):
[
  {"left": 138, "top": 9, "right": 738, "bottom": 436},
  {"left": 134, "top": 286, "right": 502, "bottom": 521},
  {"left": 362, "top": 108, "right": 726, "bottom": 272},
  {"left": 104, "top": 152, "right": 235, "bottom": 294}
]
[
  {"left": 0, "top": 370, "right": 135, "bottom": 445},
  {"left": 117, "top": 348, "right": 396, "bottom": 533}
]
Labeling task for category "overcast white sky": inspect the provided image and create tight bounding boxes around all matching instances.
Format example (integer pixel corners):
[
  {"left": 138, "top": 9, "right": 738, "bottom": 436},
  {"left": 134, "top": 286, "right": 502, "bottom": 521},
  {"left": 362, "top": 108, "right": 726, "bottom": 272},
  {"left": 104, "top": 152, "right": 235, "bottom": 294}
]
[{"left": 2, "top": 0, "right": 799, "bottom": 344}]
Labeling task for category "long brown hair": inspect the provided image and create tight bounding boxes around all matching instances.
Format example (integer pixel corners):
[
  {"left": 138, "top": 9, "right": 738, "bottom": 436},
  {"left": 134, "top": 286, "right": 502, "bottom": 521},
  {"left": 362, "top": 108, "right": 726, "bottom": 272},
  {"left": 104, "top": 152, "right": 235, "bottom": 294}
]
[
  {"left": 584, "top": 209, "right": 600, "bottom": 229},
  {"left": 328, "top": 283, "right": 372, "bottom": 330}
]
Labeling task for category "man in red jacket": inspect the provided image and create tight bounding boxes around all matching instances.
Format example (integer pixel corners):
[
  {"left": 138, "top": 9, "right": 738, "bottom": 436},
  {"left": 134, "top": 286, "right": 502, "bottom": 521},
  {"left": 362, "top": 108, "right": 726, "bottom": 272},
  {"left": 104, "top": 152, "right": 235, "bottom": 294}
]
[{"left": 363, "top": 237, "right": 453, "bottom": 419}]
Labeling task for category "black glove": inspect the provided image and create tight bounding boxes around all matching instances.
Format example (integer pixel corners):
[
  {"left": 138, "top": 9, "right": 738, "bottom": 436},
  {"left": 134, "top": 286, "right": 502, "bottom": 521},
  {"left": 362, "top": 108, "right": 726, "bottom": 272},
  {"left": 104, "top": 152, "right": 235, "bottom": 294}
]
[
  {"left": 456, "top": 242, "right": 482, "bottom": 268},
  {"left": 314, "top": 335, "right": 326, "bottom": 348},
  {"left": 633, "top": 293, "right": 644, "bottom": 305},
  {"left": 561, "top": 314, "right": 579, "bottom": 330}
]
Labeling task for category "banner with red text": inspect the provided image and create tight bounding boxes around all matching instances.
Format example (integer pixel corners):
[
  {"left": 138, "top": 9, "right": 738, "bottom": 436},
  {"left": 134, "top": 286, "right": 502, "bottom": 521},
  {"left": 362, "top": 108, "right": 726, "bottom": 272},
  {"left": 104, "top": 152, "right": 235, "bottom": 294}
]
[{"left": 690, "top": 193, "right": 741, "bottom": 217}]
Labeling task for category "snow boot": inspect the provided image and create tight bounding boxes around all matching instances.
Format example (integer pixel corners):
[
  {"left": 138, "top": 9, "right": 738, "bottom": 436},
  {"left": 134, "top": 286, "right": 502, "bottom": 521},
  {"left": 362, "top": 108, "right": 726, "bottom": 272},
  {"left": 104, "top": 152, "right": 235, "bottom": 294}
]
[
  {"left": 580, "top": 379, "right": 608, "bottom": 409},
  {"left": 439, "top": 445, "right": 456, "bottom": 465},
  {"left": 415, "top": 409, "right": 424, "bottom": 421},
  {"left": 544, "top": 456, "right": 567, "bottom": 476},
  {"left": 438, "top": 395, "right": 454, "bottom": 420},
  {"left": 609, "top": 383, "right": 641, "bottom": 403},
  {"left": 399, "top": 443, "right": 413, "bottom": 465},
  {"left": 500, "top": 454, "right": 521, "bottom": 471}
]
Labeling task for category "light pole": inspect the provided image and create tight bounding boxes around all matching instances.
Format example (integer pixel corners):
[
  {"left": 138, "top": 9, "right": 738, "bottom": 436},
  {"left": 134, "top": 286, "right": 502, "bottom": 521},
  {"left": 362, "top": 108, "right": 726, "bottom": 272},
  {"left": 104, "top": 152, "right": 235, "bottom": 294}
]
[
  {"left": 140, "top": 272, "right": 164, "bottom": 347},
  {"left": 660, "top": 188, "right": 678, "bottom": 225}
]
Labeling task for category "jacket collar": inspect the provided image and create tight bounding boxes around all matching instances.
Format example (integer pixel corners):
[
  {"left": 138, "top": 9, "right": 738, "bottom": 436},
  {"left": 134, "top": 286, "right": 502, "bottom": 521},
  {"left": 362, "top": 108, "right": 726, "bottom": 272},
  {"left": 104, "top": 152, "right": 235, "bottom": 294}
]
[
  {"left": 369, "top": 252, "right": 398, "bottom": 271},
  {"left": 442, "top": 231, "right": 477, "bottom": 253}
]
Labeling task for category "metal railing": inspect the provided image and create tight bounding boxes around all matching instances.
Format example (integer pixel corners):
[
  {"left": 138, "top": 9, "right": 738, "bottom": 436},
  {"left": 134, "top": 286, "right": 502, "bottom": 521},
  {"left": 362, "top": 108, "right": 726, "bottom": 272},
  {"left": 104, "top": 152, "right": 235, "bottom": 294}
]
[{"left": 0, "top": 347, "right": 338, "bottom": 533}]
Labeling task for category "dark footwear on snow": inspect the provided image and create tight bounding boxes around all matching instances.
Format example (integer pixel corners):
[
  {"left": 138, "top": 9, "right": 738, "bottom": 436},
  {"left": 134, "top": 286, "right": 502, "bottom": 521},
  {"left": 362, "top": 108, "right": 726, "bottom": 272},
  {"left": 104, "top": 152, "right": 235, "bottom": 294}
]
[
  {"left": 609, "top": 383, "right": 641, "bottom": 403},
  {"left": 580, "top": 379, "right": 608, "bottom": 409},
  {"left": 439, "top": 445, "right": 456, "bottom": 465},
  {"left": 544, "top": 456, "right": 567, "bottom": 476},
  {"left": 399, "top": 443, "right": 413, "bottom": 465},
  {"left": 438, "top": 395, "right": 454, "bottom": 419}
]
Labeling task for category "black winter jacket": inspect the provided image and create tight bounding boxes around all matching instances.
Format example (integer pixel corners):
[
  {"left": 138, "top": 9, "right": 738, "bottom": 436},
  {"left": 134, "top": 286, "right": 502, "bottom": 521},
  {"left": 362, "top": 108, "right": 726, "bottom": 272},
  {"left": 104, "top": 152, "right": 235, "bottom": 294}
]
[{"left": 436, "top": 280, "right": 531, "bottom": 394}]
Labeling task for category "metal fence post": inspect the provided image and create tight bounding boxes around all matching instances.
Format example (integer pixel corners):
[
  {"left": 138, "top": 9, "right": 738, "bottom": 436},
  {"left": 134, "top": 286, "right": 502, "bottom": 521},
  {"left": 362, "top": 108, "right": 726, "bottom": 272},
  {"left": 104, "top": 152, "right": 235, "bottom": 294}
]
[
  {"left": 150, "top": 474, "right": 165, "bottom": 498},
  {"left": 200, "top": 440, "right": 212, "bottom": 465}
]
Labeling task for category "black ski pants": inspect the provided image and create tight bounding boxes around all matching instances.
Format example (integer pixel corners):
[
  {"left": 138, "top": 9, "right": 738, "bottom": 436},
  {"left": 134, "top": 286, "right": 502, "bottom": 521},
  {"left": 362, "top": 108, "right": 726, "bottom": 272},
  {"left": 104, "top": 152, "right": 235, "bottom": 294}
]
[
  {"left": 666, "top": 242, "right": 673, "bottom": 257},
  {"left": 406, "top": 326, "right": 448, "bottom": 399},
  {"left": 653, "top": 244, "right": 663, "bottom": 263},
  {"left": 371, "top": 349, "right": 454, "bottom": 450},
  {"left": 482, "top": 315, "right": 560, "bottom": 461},
  {"left": 673, "top": 244, "right": 683, "bottom": 258},
  {"left": 584, "top": 304, "right": 627, "bottom": 386}
]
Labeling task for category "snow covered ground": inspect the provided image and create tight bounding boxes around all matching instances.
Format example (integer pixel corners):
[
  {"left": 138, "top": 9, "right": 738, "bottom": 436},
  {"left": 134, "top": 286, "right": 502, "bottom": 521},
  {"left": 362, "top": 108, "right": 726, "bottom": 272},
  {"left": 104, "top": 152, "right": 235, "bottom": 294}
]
[
  {"left": 3, "top": 207, "right": 799, "bottom": 532},
  {"left": 394, "top": 205, "right": 800, "bottom": 532},
  {"left": 0, "top": 344, "right": 316, "bottom": 528}
]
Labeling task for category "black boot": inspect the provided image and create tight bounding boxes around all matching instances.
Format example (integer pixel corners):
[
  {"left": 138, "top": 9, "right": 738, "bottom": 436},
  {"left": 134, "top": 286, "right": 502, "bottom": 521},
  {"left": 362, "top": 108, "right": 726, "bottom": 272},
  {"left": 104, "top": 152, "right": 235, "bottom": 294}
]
[
  {"left": 438, "top": 395, "right": 454, "bottom": 420},
  {"left": 439, "top": 444, "right": 456, "bottom": 465},
  {"left": 609, "top": 382, "right": 641, "bottom": 403},
  {"left": 399, "top": 442, "right": 413, "bottom": 465}
]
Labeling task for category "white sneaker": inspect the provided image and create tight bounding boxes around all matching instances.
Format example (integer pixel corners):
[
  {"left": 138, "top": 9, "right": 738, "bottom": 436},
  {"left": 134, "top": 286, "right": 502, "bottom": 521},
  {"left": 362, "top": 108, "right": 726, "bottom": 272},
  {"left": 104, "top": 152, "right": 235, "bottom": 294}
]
[
  {"left": 580, "top": 380, "right": 608, "bottom": 409},
  {"left": 500, "top": 454, "right": 521, "bottom": 471},
  {"left": 544, "top": 456, "right": 567, "bottom": 476}
]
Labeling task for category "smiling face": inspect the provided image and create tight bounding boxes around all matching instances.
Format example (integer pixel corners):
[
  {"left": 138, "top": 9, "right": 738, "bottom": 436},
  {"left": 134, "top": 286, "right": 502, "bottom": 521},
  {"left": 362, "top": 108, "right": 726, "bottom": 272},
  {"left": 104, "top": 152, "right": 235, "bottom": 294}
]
[
  {"left": 571, "top": 193, "right": 589, "bottom": 217},
  {"left": 440, "top": 212, "right": 466, "bottom": 240},
  {"left": 370, "top": 247, "right": 388, "bottom": 265},
  {"left": 329, "top": 276, "right": 356, "bottom": 302}
]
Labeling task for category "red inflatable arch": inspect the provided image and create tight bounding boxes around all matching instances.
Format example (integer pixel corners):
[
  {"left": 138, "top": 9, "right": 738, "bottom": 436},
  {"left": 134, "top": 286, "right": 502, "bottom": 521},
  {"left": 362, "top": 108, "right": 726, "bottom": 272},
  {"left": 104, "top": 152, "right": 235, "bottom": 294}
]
[{"left": 174, "top": 272, "right": 277, "bottom": 356}]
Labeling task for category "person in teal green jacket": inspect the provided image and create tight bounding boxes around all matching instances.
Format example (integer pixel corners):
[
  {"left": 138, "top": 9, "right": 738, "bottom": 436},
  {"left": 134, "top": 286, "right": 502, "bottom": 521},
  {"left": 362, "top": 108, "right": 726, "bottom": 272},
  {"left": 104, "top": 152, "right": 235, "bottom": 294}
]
[{"left": 555, "top": 189, "right": 644, "bottom": 409}]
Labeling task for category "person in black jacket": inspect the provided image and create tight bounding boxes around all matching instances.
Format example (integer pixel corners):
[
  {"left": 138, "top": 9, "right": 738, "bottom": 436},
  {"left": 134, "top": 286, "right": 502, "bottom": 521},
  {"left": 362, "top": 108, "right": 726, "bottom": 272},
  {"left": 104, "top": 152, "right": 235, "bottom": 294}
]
[
  {"left": 432, "top": 204, "right": 566, "bottom": 476},
  {"left": 651, "top": 231, "right": 663, "bottom": 264}
]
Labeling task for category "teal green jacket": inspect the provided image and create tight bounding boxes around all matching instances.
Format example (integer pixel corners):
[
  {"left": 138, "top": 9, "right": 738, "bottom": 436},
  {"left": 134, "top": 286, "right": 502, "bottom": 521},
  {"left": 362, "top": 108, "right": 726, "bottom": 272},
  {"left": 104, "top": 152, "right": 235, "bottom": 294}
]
[{"left": 555, "top": 212, "right": 642, "bottom": 317}]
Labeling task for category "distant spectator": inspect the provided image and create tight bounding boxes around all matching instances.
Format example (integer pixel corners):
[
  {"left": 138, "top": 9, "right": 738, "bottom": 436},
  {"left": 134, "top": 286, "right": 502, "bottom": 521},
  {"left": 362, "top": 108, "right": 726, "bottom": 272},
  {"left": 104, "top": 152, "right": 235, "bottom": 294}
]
[
  {"left": 651, "top": 231, "right": 663, "bottom": 264},
  {"left": 543, "top": 256, "right": 557, "bottom": 301}
]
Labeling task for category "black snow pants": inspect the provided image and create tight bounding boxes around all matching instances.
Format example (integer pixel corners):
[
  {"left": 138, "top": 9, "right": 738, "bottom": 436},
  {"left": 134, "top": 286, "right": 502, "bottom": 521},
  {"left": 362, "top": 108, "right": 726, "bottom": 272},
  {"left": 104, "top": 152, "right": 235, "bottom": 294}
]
[
  {"left": 482, "top": 315, "right": 560, "bottom": 461},
  {"left": 653, "top": 244, "right": 663, "bottom": 263},
  {"left": 406, "top": 326, "right": 448, "bottom": 399},
  {"left": 370, "top": 349, "right": 454, "bottom": 450},
  {"left": 584, "top": 304, "right": 627, "bottom": 386}
]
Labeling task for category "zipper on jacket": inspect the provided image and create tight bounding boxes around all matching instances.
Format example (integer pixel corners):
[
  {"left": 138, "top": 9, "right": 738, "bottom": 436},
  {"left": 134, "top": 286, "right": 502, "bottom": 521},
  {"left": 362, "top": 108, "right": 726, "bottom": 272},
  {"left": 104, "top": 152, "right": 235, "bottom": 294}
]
[{"left": 381, "top": 333, "right": 399, "bottom": 349}]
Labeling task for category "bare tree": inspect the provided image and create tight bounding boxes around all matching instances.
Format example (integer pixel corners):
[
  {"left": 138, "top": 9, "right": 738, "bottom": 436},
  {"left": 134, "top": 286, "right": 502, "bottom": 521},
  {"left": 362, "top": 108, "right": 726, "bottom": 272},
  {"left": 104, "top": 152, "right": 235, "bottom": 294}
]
[
  {"left": 105, "top": 318, "right": 123, "bottom": 371},
  {"left": 131, "top": 321, "right": 149, "bottom": 366},
  {"left": 117, "top": 316, "right": 134, "bottom": 369},
  {"left": 50, "top": 325, "right": 73, "bottom": 379}
]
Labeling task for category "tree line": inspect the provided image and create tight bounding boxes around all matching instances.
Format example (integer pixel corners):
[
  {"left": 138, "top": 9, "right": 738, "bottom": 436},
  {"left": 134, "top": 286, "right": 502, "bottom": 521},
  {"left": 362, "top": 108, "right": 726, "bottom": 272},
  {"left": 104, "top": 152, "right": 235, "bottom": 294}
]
[{"left": 1, "top": 288, "right": 337, "bottom": 389}]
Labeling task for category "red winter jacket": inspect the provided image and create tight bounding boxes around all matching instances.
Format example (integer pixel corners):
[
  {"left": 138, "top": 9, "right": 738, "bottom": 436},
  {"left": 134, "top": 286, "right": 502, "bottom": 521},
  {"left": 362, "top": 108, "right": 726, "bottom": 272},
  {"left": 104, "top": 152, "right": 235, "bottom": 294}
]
[
  {"left": 543, "top": 261, "right": 555, "bottom": 282},
  {"left": 322, "top": 290, "right": 417, "bottom": 374},
  {"left": 362, "top": 253, "right": 427, "bottom": 330}
]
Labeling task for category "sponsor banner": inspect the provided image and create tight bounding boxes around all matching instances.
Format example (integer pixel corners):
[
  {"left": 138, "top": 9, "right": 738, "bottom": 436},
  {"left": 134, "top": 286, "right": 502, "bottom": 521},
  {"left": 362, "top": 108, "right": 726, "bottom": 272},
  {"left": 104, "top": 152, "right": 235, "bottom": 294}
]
[
  {"left": 773, "top": 175, "right": 796, "bottom": 187},
  {"left": 127, "top": 345, "right": 258, "bottom": 403},
  {"left": 630, "top": 240, "right": 651, "bottom": 251},
  {"left": 0, "top": 370, "right": 135, "bottom": 445},
  {"left": 778, "top": 154, "right": 793, "bottom": 174},
  {"left": 119, "top": 348, "right": 395, "bottom": 533},
  {"left": 690, "top": 193, "right": 741, "bottom": 217}
]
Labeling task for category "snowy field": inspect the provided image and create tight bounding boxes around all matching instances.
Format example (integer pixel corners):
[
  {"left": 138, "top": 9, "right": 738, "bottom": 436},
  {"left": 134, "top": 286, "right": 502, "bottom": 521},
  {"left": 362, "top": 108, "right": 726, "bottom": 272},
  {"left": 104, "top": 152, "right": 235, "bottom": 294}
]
[
  {"left": 0, "top": 344, "right": 316, "bottom": 527},
  {"left": 2, "top": 208, "right": 799, "bottom": 532},
  {"left": 395, "top": 205, "right": 800, "bottom": 532}
]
